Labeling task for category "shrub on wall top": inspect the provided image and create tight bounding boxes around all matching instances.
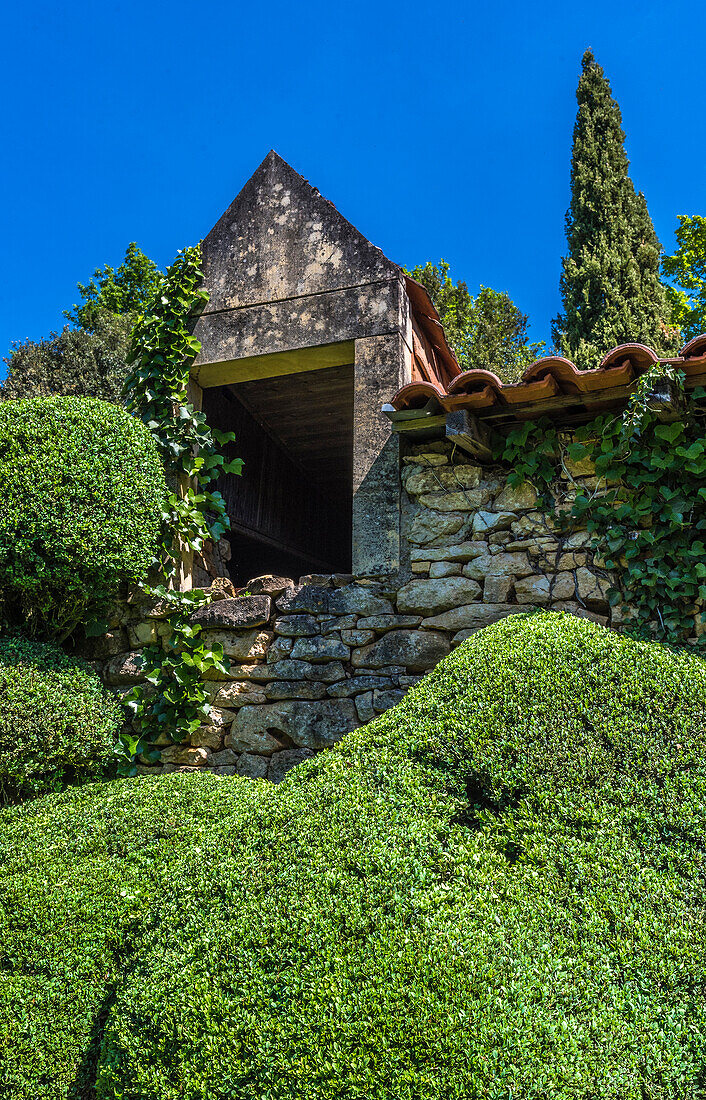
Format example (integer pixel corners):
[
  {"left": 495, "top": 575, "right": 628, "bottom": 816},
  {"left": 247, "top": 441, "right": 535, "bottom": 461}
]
[{"left": 0, "top": 396, "right": 166, "bottom": 637}]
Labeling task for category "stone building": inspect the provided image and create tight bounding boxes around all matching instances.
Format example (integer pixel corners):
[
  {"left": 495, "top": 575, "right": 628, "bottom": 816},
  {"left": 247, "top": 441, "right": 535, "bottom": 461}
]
[
  {"left": 100, "top": 152, "right": 706, "bottom": 780},
  {"left": 186, "top": 149, "right": 459, "bottom": 584}
]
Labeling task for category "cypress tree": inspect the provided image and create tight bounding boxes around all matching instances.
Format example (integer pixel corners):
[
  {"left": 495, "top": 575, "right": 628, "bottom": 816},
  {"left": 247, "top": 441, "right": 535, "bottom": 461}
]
[{"left": 552, "top": 50, "right": 676, "bottom": 367}]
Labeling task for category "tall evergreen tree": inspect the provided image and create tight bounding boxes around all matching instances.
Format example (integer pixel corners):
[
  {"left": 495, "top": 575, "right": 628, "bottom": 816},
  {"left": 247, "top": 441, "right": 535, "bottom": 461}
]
[{"left": 552, "top": 50, "right": 677, "bottom": 367}]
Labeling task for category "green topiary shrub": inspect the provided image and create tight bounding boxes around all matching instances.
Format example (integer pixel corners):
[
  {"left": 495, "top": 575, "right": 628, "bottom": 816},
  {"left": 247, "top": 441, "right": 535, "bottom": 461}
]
[
  {"left": 0, "top": 396, "right": 166, "bottom": 637},
  {"left": 0, "top": 635, "right": 124, "bottom": 804},
  {"left": 1, "top": 613, "right": 706, "bottom": 1098}
]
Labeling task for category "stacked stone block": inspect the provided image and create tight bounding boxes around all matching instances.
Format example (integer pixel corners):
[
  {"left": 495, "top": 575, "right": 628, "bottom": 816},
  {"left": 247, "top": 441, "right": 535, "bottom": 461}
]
[{"left": 399, "top": 440, "right": 611, "bottom": 641}]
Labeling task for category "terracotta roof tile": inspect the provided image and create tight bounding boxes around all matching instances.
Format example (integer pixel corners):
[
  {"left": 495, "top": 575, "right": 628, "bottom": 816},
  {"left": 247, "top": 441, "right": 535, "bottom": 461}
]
[
  {"left": 387, "top": 338, "right": 706, "bottom": 424},
  {"left": 680, "top": 333, "right": 706, "bottom": 363}
]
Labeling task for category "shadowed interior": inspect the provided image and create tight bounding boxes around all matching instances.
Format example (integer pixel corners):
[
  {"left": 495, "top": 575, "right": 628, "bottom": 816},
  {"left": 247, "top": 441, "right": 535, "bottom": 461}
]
[{"left": 202, "top": 364, "right": 354, "bottom": 583}]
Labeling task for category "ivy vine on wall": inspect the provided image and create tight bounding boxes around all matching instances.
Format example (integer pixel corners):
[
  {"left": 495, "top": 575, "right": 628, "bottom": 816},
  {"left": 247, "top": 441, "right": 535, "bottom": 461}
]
[
  {"left": 116, "top": 245, "right": 242, "bottom": 771},
  {"left": 495, "top": 367, "right": 706, "bottom": 646}
]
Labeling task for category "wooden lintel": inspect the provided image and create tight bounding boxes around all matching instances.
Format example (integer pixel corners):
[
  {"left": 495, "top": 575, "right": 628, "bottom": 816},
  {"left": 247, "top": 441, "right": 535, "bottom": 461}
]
[
  {"left": 389, "top": 414, "right": 447, "bottom": 439},
  {"left": 445, "top": 409, "right": 493, "bottom": 462},
  {"left": 480, "top": 383, "right": 635, "bottom": 424},
  {"left": 193, "top": 341, "right": 355, "bottom": 388}
]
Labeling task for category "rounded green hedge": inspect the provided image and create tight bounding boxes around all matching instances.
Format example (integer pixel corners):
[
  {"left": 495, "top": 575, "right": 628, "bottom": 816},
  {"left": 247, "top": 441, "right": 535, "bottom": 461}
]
[
  {"left": 1, "top": 612, "right": 706, "bottom": 1098},
  {"left": 0, "top": 635, "right": 124, "bottom": 804},
  {"left": 0, "top": 396, "right": 166, "bottom": 636}
]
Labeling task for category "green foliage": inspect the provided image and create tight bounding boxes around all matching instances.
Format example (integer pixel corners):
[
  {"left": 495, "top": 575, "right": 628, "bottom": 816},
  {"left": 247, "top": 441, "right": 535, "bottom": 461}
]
[
  {"left": 493, "top": 415, "right": 560, "bottom": 504},
  {"left": 0, "top": 774, "right": 262, "bottom": 1098},
  {"left": 495, "top": 371, "right": 706, "bottom": 644},
  {"left": 2, "top": 614, "right": 706, "bottom": 1097},
  {"left": 663, "top": 214, "right": 706, "bottom": 341},
  {"left": 569, "top": 371, "right": 706, "bottom": 642},
  {"left": 116, "top": 587, "right": 229, "bottom": 768},
  {"left": 1, "top": 310, "right": 134, "bottom": 404},
  {"left": 552, "top": 50, "right": 677, "bottom": 367},
  {"left": 3, "top": 244, "right": 161, "bottom": 404},
  {"left": 0, "top": 396, "right": 166, "bottom": 638},
  {"left": 66, "top": 242, "right": 162, "bottom": 332},
  {"left": 408, "top": 260, "right": 544, "bottom": 381},
  {"left": 119, "top": 245, "right": 242, "bottom": 771},
  {"left": 124, "top": 245, "right": 242, "bottom": 570},
  {"left": 0, "top": 635, "right": 123, "bottom": 804}
]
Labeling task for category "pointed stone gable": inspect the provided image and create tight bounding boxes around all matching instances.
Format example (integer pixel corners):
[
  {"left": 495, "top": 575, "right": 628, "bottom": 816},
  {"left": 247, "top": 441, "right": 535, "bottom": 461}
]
[
  {"left": 191, "top": 151, "right": 411, "bottom": 384},
  {"left": 190, "top": 153, "right": 413, "bottom": 579},
  {"left": 201, "top": 151, "right": 399, "bottom": 313}
]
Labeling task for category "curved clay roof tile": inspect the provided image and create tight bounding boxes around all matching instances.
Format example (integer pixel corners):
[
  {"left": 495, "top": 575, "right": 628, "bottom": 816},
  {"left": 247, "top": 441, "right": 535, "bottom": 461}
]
[
  {"left": 501, "top": 374, "right": 561, "bottom": 404},
  {"left": 447, "top": 369, "right": 505, "bottom": 393},
  {"left": 387, "top": 336, "right": 706, "bottom": 419},
  {"left": 522, "top": 356, "right": 582, "bottom": 387},
  {"left": 680, "top": 333, "right": 706, "bottom": 361},
  {"left": 599, "top": 343, "right": 658, "bottom": 371},
  {"left": 389, "top": 380, "right": 446, "bottom": 412}
]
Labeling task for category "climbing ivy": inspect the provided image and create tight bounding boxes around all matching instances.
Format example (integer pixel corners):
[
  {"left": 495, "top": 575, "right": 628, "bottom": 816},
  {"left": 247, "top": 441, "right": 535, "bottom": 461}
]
[
  {"left": 123, "top": 245, "right": 242, "bottom": 573},
  {"left": 116, "top": 245, "right": 242, "bottom": 772},
  {"left": 115, "top": 586, "right": 229, "bottom": 768},
  {"left": 493, "top": 417, "right": 560, "bottom": 507},
  {"left": 494, "top": 368, "right": 706, "bottom": 646}
]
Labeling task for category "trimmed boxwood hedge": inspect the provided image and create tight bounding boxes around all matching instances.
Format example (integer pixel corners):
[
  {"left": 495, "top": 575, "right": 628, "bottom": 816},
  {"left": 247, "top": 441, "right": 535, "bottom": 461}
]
[
  {"left": 0, "top": 396, "right": 166, "bottom": 637},
  {"left": 1, "top": 612, "right": 706, "bottom": 1098},
  {"left": 0, "top": 635, "right": 123, "bottom": 804}
]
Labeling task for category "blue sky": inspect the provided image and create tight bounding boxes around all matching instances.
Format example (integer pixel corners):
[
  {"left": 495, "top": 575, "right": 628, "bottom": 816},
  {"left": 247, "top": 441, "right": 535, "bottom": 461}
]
[{"left": 2, "top": 0, "right": 704, "bottom": 375}]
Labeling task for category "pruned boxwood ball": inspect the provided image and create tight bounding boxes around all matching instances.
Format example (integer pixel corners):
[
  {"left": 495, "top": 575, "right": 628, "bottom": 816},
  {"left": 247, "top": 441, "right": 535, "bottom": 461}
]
[
  {"left": 0, "top": 635, "right": 123, "bottom": 804},
  {"left": 0, "top": 395, "right": 166, "bottom": 636}
]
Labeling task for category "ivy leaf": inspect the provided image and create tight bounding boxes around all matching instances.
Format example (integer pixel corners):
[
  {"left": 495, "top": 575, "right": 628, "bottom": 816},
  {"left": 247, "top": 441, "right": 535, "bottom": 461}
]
[
  {"left": 654, "top": 423, "right": 684, "bottom": 444},
  {"left": 566, "top": 441, "right": 589, "bottom": 462}
]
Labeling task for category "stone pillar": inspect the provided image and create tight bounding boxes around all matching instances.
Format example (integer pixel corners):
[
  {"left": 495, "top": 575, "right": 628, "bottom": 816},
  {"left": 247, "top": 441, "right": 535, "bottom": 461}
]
[
  {"left": 186, "top": 377, "right": 203, "bottom": 412},
  {"left": 352, "top": 331, "right": 411, "bottom": 577}
]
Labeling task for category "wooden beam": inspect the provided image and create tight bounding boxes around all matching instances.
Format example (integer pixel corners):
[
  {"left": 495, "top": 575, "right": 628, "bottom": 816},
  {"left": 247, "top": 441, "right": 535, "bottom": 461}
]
[
  {"left": 192, "top": 341, "right": 355, "bottom": 388},
  {"left": 389, "top": 413, "right": 447, "bottom": 440},
  {"left": 445, "top": 409, "right": 493, "bottom": 461},
  {"left": 480, "top": 383, "right": 635, "bottom": 423},
  {"left": 646, "top": 378, "right": 685, "bottom": 422}
]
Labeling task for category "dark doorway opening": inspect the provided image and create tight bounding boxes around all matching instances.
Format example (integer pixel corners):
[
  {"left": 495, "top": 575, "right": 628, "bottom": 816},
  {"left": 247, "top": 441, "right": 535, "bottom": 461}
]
[{"left": 202, "top": 364, "right": 354, "bottom": 585}]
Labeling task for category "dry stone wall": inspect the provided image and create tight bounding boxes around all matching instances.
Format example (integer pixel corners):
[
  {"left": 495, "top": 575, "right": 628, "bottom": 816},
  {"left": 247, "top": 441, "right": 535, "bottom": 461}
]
[
  {"left": 399, "top": 439, "right": 614, "bottom": 637},
  {"left": 93, "top": 438, "right": 618, "bottom": 781}
]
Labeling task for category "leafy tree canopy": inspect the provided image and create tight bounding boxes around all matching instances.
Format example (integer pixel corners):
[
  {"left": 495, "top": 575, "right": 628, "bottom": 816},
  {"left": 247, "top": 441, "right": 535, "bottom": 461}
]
[
  {"left": 552, "top": 50, "right": 677, "bottom": 367},
  {"left": 2, "top": 243, "right": 161, "bottom": 403},
  {"left": 662, "top": 215, "right": 706, "bottom": 343},
  {"left": 408, "top": 260, "right": 544, "bottom": 382},
  {"left": 1, "top": 312, "right": 133, "bottom": 405},
  {"left": 65, "top": 241, "right": 162, "bottom": 331}
]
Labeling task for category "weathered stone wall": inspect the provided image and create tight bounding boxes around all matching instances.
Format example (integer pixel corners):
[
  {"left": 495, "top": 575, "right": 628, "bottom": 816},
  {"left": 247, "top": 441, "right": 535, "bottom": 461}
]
[
  {"left": 91, "top": 437, "right": 619, "bottom": 782},
  {"left": 98, "top": 575, "right": 432, "bottom": 782},
  {"left": 398, "top": 439, "right": 612, "bottom": 635}
]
